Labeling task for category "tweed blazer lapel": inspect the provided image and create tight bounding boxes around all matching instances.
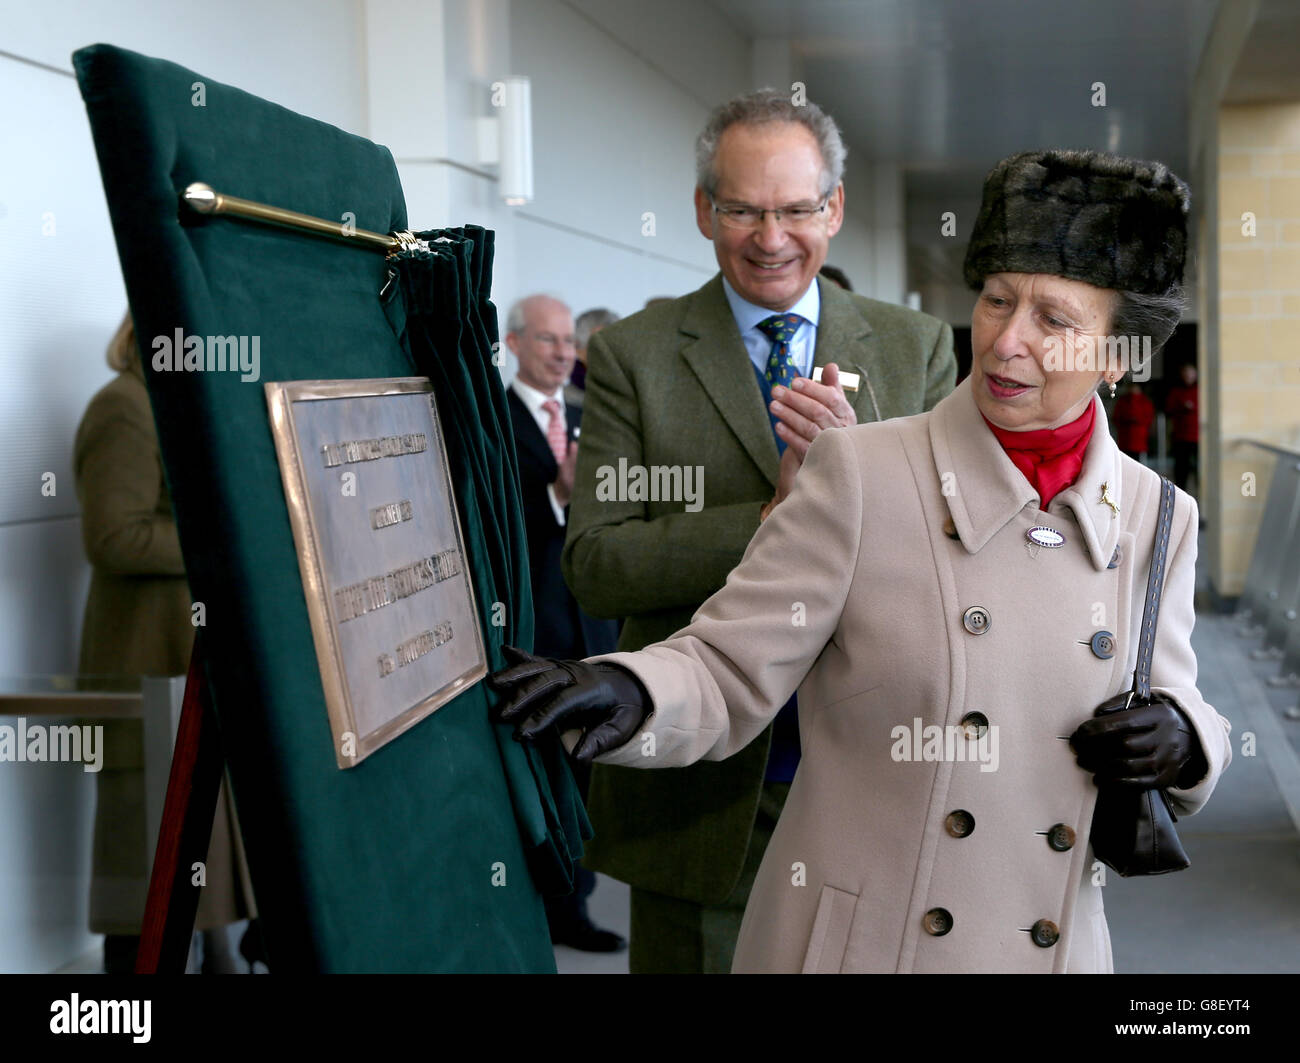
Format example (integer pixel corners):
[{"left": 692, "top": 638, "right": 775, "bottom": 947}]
[
  {"left": 812, "top": 277, "right": 882, "bottom": 424},
  {"left": 679, "top": 275, "right": 780, "bottom": 488},
  {"left": 930, "top": 379, "right": 1123, "bottom": 570}
]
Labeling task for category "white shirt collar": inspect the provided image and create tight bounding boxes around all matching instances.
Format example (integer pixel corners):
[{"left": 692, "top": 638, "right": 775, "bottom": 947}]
[
  {"left": 510, "top": 376, "right": 565, "bottom": 417},
  {"left": 721, "top": 275, "right": 821, "bottom": 334}
]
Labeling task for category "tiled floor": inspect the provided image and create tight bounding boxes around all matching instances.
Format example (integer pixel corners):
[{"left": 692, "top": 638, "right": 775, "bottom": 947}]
[
  {"left": 553, "top": 876, "right": 631, "bottom": 975},
  {"left": 1102, "top": 610, "right": 1300, "bottom": 973}
]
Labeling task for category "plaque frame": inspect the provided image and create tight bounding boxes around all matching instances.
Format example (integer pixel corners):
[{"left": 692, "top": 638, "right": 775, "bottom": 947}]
[{"left": 265, "top": 377, "right": 488, "bottom": 768}]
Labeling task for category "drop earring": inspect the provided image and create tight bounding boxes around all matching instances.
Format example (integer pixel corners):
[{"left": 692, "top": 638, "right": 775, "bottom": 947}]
[{"left": 1108, "top": 378, "right": 1117, "bottom": 399}]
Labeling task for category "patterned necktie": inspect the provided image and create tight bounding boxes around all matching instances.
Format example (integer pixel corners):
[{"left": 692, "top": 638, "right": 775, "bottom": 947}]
[
  {"left": 756, "top": 313, "right": 805, "bottom": 388},
  {"left": 541, "top": 398, "right": 567, "bottom": 466}
]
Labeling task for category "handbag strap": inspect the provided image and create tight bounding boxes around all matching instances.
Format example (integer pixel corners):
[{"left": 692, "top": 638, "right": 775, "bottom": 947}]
[{"left": 1133, "top": 477, "right": 1176, "bottom": 699}]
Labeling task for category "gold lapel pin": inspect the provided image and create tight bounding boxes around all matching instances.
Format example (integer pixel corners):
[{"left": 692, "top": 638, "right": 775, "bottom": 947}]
[{"left": 1099, "top": 482, "right": 1120, "bottom": 517}]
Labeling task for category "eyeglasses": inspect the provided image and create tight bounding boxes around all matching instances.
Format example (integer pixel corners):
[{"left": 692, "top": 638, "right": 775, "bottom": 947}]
[
  {"left": 532, "top": 332, "right": 576, "bottom": 349},
  {"left": 711, "top": 198, "right": 830, "bottom": 231}
]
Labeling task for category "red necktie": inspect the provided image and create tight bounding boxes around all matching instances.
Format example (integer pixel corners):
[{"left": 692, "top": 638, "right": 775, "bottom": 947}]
[{"left": 541, "top": 398, "right": 567, "bottom": 466}]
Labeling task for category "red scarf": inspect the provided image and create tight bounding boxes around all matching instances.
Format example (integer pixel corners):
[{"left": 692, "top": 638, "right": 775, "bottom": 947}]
[{"left": 983, "top": 400, "right": 1096, "bottom": 509}]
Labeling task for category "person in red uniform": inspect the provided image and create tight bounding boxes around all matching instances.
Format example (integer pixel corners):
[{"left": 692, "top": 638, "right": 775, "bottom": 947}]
[
  {"left": 1113, "top": 379, "right": 1156, "bottom": 461},
  {"left": 1165, "top": 363, "right": 1199, "bottom": 492}
]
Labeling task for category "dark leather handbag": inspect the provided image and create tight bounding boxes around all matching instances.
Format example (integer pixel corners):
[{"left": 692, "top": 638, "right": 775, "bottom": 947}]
[{"left": 1088, "top": 477, "right": 1191, "bottom": 877}]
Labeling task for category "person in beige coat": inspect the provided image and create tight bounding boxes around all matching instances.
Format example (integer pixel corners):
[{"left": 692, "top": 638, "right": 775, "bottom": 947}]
[
  {"left": 492, "top": 151, "right": 1232, "bottom": 973},
  {"left": 76, "top": 314, "right": 256, "bottom": 972}
]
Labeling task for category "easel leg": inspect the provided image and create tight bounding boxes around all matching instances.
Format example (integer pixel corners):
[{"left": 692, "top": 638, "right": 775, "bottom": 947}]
[{"left": 135, "top": 637, "right": 223, "bottom": 973}]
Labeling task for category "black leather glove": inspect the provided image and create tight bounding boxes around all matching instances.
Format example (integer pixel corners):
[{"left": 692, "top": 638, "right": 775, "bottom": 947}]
[
  {"left": 1069, "top": 697, "right": 1208, "bottom": 790},
  {"left": 487, "top": 645, "right": 651, "bottom": 763}
]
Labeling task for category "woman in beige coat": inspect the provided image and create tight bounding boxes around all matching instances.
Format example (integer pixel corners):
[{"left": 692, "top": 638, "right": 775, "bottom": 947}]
[
  {"left": 492, "top": 151, "right": 1232, "bottom": 973},
  {"left": 76, "top": 314, "right": 256, "bottom": 972}
]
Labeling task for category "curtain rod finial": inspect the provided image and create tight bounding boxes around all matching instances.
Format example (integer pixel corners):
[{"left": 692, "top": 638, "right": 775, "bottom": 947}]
[{"left": 183, "top": 183, "right": 218, "bottom": 213}]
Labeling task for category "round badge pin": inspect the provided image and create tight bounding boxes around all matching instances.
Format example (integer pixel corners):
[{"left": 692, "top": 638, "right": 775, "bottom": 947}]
[{"left": 1026, "top": 526, "right": 1066, "bottom": 549}]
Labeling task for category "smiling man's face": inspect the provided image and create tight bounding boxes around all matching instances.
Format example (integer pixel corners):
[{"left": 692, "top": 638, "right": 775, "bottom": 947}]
[
  {"left": 507, "top": 296, "right": 576, "bottom": 395},
  {"left": 694, "top": 121, "right": 843, "bottom": 311}
]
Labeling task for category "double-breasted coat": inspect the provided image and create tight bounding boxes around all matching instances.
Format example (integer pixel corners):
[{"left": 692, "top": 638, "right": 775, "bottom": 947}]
[{"left": 590, "top": 378, "right": 1231, "bottom": 973}]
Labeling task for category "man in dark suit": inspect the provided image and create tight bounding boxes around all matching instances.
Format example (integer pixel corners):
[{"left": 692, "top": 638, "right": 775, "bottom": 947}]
[
  {"left": 563, "top": 89, "right": 956, "bottom": 972},
  {"left": 504, "top": 293, "right": 624, "bottom": 952}
]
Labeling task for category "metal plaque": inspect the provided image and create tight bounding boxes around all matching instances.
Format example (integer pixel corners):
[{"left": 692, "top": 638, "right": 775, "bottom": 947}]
[{"left": 265, "top": 377, "right": 487, "bottom": 768}]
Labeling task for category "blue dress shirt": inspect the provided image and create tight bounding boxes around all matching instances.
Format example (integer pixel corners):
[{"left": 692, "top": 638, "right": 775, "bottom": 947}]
[{"left": 721, "top": 276, "right": 821, "bottom": 380}]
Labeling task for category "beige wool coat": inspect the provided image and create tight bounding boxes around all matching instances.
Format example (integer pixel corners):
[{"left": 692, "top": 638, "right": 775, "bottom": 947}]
[{"left": 590, "top": 378, "right": 1231, "bottom": 973}]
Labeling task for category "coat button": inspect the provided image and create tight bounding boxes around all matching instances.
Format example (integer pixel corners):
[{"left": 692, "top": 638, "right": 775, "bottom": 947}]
[
  {"left": 945, "top": 810, "right": 975, "bottom": 838},
  {"left": 1031, "top": 919, "right": 1060, "bottom": 948},
  {"left": 1047, "top": 823, "right": 1076, "bottom": 852},
  {"left": 1090, "top": 630, "right": 1116, "bottom": 659},
  {"left": 923, "top": 908, "right": 953, "bottom": 936},
  {"left": 960, "top": 712, "right": 989, "bottom": 739},
  {"left": 962, "top": 606, "right": 991, "bottom": 635}
]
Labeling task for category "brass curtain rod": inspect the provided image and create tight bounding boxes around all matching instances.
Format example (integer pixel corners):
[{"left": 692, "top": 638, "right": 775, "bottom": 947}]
[{"left": 181, "top": 182, "right": 431, "bottom": 253}]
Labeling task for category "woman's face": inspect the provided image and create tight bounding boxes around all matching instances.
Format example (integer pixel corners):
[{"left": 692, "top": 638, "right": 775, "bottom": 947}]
[{"left": 970, "top": 272, "right": 1118, "bottom": 431}]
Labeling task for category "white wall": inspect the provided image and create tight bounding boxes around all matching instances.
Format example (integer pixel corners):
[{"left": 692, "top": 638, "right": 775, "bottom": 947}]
[
  {"left": 366, "top": 0, "right": 891, "bottom": 372},
  {"left": 394, "top": 0, "right": 752, "bottom": 330},
  {"left": 508, "top": 0, "right": 747, "bottom": 317},
  {"left": 365, "top": 0, "right": 754, "bottom": 377},
  {"left": 0, "top": 0, "right": 368, "bottom": 973},
  {"left": 2, "top": 1, "right": 367, "bottom": 131},
  {"left": 0, "top": 3, "right": 368, "bottom": 664}
]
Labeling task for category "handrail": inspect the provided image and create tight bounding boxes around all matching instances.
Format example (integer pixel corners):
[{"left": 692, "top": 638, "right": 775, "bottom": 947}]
[
  {"left": 1232, "top": 438, "right": 1300, "bottom": 463},
  {"left": 0, "top": 691, "right": 143, "bottom": 718}
]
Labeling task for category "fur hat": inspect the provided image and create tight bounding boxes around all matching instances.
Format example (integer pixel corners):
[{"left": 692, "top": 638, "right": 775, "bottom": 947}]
[{"left": 962, "top": 150, "right": 1190, "bottom": 295}]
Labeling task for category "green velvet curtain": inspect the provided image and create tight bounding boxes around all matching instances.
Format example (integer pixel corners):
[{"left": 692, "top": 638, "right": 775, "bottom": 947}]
[
  {"left": 74, "top": 42, "right": 585, "bottom": 972},
  {"left": 383, "top": 230, "right": 592, "bottom": 895}
]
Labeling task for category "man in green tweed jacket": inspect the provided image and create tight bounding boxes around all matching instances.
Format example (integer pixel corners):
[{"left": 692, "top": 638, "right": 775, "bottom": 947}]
[{"left": 562, "top": 88, "right": 955, "bottom": 973}]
